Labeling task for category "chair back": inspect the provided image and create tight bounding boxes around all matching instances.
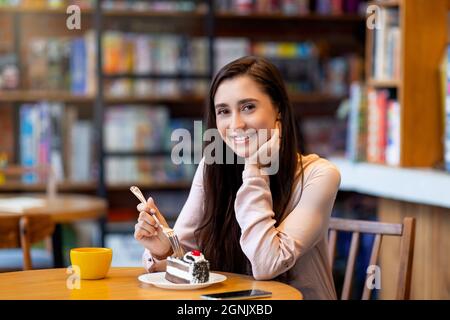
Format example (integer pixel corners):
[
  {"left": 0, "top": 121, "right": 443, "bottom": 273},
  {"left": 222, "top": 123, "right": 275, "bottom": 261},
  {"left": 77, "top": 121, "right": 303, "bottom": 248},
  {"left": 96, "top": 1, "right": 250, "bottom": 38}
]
[
  {"left": 328, "top": 217, "right": 415, "bottom": 300},
  {"left": 0, "top": 214, "right": 55, "bottom": 270}
]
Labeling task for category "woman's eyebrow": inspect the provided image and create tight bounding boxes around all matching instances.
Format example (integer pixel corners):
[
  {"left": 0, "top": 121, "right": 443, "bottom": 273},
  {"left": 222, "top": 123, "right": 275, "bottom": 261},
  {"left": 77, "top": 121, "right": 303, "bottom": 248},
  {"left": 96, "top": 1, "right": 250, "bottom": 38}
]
[
  {"left": 214, "top": 98, "right": 259, "bottom": 109},
  {"left": 237, "top": 98, "right": 259, "bottom": 105}
]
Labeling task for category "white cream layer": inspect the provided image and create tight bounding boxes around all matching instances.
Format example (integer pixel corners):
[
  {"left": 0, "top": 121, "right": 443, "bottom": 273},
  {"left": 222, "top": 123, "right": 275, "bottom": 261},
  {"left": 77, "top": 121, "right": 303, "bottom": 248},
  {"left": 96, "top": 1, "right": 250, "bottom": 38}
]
[{"left": 166, "top": 266, "right": 193, "bottom": 282}]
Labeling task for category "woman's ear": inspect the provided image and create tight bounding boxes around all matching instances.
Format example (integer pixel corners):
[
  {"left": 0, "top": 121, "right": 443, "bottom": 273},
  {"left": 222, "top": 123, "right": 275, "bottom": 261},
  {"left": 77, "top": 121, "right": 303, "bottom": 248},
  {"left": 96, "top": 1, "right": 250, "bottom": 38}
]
[{"left": 275, "top": 119, "right": 282, "bottom": 138}]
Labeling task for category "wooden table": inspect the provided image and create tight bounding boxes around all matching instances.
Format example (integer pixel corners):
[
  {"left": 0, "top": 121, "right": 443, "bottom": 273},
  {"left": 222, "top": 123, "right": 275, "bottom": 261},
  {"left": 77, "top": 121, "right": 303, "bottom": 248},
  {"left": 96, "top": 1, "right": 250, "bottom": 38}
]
[
  {"left": 0, "top": 268, "right": 303, "bottom": 300},
  {"left": 0, "top": 194, "right": 107, "bottom": 222},
  {"left": 0, "top": 194, "right": 108, "bottom": 267}
]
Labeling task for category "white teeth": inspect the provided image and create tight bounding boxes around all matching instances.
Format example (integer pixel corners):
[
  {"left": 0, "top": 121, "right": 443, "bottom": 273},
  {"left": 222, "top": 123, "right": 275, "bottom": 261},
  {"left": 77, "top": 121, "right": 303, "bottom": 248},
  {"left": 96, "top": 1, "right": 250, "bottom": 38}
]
[
  {"left": 230, "top": 135, "right": 252, "bottom": 145},
  {"left": 228, "top": 132, "right": 255, "bottom": 145}
]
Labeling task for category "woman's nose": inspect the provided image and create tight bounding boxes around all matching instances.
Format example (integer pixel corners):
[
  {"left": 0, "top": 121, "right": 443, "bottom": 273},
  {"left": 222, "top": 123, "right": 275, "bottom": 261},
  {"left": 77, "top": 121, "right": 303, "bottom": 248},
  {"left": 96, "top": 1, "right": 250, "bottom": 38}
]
[{"left": 229, "top": 113, "right": 245, "bottom": 130}]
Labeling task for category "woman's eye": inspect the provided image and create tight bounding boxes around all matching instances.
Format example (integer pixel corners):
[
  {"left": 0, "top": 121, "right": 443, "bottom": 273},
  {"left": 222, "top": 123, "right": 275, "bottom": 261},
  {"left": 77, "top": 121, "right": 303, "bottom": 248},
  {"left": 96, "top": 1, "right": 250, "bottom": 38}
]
[
  {"left": 217, "top": 108, "right": 228, "bottom": 115},
  {"left": 242, "top": 104, "right": 255, "bottom": 111}
]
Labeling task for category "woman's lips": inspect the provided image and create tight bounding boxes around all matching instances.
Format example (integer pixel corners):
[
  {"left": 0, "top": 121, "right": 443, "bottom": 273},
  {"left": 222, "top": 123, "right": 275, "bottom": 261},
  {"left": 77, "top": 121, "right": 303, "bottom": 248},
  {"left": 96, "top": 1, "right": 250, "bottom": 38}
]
[
  {"left": 232, "top": 136, "right": 249, "bottom": 144},
  {"left": 228, "top": 133, "right": 256, "bottom": 145}
]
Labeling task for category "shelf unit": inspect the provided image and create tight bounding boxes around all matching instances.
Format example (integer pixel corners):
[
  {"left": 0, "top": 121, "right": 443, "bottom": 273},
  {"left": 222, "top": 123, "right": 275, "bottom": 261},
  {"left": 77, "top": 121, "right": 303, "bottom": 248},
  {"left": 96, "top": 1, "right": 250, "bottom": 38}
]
[
  {"left": 365, "top": 0, "right": 448, "bottom": 167},
  {"left": 0, "top": 1, "right": 367, "bottom": 193},
  {"left": 92, "top": 0, "right": 215, "bottom": 199},
  {"left": 342, "top": 0, "right": 450, "bottom": 299}
]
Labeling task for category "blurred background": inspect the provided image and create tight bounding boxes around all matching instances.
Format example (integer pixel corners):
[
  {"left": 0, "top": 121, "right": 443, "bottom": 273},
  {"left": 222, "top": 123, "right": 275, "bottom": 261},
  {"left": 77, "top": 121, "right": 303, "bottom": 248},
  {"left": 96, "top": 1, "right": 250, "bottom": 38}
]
[{"left": 0, "top": 0, "right": 449, "bottom": 299}]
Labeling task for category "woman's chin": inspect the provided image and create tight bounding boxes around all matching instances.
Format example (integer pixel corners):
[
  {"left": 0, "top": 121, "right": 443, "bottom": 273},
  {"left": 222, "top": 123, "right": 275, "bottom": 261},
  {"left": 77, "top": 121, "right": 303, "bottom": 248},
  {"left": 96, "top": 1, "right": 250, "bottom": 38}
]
[
  {"left": 224, "top": 139, "right": 259, "bottom": 159},
  {"left": 229, "top": 145, "right": 257, "bottom": 159}
]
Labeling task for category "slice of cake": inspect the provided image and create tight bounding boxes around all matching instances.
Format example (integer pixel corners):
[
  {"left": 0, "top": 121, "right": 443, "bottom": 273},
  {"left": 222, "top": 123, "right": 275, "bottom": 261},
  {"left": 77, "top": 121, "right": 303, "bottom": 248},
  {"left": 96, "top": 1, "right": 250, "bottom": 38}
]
[{"left": 165, "top": 250, "right": 210, "bottom": 284}]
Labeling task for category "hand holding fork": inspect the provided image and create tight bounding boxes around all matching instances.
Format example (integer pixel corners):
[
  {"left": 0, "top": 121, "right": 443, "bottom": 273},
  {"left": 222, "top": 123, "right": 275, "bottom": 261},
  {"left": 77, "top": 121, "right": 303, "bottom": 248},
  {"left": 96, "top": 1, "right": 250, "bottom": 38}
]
[{"left": 131, "top": 186, "right": 184, "bottom": 258}]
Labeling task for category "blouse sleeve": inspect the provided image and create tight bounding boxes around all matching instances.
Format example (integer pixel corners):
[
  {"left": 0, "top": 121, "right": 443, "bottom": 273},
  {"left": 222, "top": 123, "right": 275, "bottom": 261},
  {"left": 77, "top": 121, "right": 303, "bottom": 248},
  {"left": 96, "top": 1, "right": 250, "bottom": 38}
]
[
  {"left": 142, "top": 158, "right": 205, "bottom": 272},
  {"left": 234, "top": 160, "right": 341, "bottom": 280}
]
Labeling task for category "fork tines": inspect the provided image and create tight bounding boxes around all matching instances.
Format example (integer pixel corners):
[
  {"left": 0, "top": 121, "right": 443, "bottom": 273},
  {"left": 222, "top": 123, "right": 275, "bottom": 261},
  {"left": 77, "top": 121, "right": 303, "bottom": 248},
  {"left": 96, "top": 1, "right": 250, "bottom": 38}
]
[{"left": 167, "top": 233, "right": 183, "bottom": 258}]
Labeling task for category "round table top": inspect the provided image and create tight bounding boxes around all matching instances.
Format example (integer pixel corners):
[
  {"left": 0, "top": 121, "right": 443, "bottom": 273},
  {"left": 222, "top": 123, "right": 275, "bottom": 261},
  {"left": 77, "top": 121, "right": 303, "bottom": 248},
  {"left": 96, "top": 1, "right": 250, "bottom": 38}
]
[
  {"left": 0, "top": 194, "right": 107, "bottom": 223},
  {"left": 0, "top": 267, "right": 303, "bottom": 300}
]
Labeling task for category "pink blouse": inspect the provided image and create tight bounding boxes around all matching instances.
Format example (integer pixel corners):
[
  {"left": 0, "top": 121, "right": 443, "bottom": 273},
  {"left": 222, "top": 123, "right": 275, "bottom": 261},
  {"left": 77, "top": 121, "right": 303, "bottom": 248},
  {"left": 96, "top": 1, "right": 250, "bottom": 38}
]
[{"left": 143, "top": 153, "right": 341, "bottom": 299}]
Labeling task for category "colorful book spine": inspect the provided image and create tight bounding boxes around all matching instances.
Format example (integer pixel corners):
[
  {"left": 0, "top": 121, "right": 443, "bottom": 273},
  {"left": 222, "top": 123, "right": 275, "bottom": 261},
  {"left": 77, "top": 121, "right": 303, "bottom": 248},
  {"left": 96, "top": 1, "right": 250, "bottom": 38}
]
[
  {"left": 366, "top": 88, "right": 379, "bottom": 163},
  {"left": 346, "top": 82, "right": 362, "bottom": 162},
  {"left": 376, "top": 90, "right": 388, "bottom": 163},
  {"left": 38, "top": 102, "right": 51, "bottom": 181},
  {"left": 367, "top": 89, "right": 390, "bottom": 164},
  {"left": 385, "top": 100, "right": 401, "bottom": 166},
  {"left": 70, "top": 37, "right": 87, "bottom": 95},
  {"left": 70, "top": 121, "right": 92, "bottom": 182},
  {"left": 20, "top": 105, "right": 37, "bottom": 183},
  {"left": 372, "top": 8, "right": 400, "bottom": 81}
]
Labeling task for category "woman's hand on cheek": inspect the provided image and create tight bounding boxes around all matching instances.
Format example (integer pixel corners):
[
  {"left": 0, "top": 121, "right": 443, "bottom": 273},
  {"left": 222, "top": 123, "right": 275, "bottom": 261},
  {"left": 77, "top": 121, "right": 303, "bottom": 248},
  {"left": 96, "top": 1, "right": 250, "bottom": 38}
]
[{"left": 245, "top": 122, "right": 281, "bottom": 171}]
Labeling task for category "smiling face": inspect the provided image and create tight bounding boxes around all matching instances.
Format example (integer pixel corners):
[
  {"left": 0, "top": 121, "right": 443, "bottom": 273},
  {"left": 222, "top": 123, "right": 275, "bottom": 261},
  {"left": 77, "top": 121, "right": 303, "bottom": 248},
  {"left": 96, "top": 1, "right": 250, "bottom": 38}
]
[{"left": 214, "top": 75, "right": 279, "bottom": 158}]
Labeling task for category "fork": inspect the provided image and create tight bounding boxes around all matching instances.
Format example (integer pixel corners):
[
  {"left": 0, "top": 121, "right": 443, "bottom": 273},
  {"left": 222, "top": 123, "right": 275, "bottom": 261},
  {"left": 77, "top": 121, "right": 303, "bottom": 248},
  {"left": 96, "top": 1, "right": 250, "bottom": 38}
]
[{"left": 130, "top": 186, "right": 184, "bottom": 258}]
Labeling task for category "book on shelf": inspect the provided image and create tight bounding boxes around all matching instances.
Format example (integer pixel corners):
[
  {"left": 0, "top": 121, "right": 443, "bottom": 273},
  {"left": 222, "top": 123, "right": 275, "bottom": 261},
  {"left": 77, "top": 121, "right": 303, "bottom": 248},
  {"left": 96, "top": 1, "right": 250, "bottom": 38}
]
[
  {"left": 101, "top": 31, "right": 360, "bottom": 96},
  {"left": 104, "top": 105, "right": 169, "bottom": 152},
  {"left": 101, "top": 0, "right": 200, "bottom": 12},
  {"left": 27, "top": 32, "right": 96, "bottom": 95},
  {"left": 165, "top": 117, "right": 204, "bottom": 157},
  {"left": 346, "top": 82, "right": 368, "bottom": 162},
  {"left": 17, "top": 102, "right": 94, "bottom": 184},
  {"left": 214, "top": 38, "right": 251, "bottom": 73},
  {"left": 106, "top": 156, "right": 196, "bottom": 186},
  {"left": 70, "top": 120, "right": 93, "bottom": 182},
  {"left": 372, "top": 6, "right": 401, "bottom": 82},
  {"left": 70, "top": 37, "right": 87, "bottom": 95},
  {"left": 0, "top": 0, "right": 366, "bottom": 14},
  {"left": 102, "top": 32, "right": 208, "bottom": 97},
  {"left": 346, "top": 83, "right": 400, "bottom": 165},
  {"left": 0, "top": 0, "right": 203, "bottom": 11},
  {"left": 21, "top": 31, "right": 361, "bottom": 98},
  {"left": 104, "top": 106, "right": 201, "bottom": 185},
  {"left": 20, "top": 104, "right": 38, "bottom": 183},
  {"left": 385, "top": 99, "right": 400, "bottom": 166},
  {"left": 0, "top": 0, "right": 93, "bottom": 9},
  {"left": 366, "top": 87, "right": 400, "bottom": 165},
  {"left": 216, "top": 0, "right": 364, "bottom": 15},
  {"left": 367, "top": 88, "right": 387, "bottom": 163},
  {"left": 0, "top": 52, "right": 19, "bottom": 90}
]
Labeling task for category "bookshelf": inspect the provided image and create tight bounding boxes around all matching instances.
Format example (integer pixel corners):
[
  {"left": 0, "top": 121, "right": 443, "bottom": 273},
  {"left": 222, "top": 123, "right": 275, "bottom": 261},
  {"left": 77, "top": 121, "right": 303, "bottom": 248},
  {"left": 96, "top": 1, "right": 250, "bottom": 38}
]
[
  {"left": 0, "top": 2, "right": 367, "bottom": 259},
  {"left": 0, "top": 0, "right": 367, "bottom": 194},
  {"left": 342, "top": 0, "right": 450, "bottom": 299},
  {"left": 364, "top": 0, "right": 447, "bottom": 167}
]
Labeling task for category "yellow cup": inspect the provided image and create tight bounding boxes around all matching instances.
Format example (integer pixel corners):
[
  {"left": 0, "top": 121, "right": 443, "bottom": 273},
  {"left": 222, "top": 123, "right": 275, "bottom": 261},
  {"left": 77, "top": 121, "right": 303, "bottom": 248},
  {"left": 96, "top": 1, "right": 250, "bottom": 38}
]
[{"left": 70, "top": 248, "right": 113, "bottom": 280}]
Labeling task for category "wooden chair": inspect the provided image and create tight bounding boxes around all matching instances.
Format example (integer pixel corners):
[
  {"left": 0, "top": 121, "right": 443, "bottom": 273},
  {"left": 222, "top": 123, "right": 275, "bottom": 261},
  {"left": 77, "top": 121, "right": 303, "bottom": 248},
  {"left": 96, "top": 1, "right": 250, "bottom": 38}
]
[
  {"left": 328, "top": 217, "right": 416, "bottom": 300},
  {"left": 0, "top": 214, "right": 55, "bottom": 271}
]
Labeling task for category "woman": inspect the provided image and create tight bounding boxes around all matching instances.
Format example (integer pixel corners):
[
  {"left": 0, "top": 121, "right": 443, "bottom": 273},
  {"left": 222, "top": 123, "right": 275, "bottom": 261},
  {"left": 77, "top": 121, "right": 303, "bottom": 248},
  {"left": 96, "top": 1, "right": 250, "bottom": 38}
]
[{"left": 134, "top": 56, "right": 340, "bottom": 299}]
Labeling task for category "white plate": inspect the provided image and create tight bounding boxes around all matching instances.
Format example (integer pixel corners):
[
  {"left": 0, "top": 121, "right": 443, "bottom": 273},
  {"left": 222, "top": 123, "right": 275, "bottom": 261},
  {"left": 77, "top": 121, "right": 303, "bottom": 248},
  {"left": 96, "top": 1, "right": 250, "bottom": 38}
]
[{"left": 138, "top": 272, "right": 227, "bottom": 290}]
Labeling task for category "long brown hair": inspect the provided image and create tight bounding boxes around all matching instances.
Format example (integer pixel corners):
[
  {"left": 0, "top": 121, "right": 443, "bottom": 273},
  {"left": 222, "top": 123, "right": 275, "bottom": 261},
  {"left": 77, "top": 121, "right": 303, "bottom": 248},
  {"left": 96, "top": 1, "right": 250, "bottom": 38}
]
[{"left": 196, "top": 56, "right": 303, "bottom": 275}]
